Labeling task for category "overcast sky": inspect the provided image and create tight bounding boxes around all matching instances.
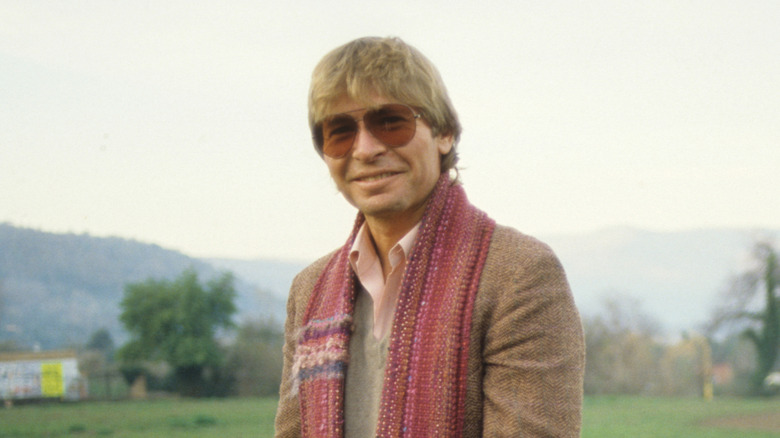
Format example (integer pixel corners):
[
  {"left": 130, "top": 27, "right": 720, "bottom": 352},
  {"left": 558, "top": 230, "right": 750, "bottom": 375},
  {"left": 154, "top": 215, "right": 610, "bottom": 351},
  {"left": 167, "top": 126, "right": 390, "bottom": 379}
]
[{"left": 2, "top": 1, "right": 778, "bottom": 261}]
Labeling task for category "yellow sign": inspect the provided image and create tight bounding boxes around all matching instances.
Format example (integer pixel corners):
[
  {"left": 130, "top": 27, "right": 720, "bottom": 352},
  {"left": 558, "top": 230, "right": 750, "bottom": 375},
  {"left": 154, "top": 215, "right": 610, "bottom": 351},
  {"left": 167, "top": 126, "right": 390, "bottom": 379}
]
[{"left": 41, "top": 362, "right": 64, "bottom": 397}]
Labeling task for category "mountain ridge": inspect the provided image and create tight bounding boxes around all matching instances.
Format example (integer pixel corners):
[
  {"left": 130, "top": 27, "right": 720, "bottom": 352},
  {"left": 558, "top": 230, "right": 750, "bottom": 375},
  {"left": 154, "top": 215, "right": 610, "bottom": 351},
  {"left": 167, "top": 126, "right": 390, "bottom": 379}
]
[
  {"left": 0, "top": 223, "right": 289, "bottom": 349},
  {"left": 1, "top": 222, "right": 777, "bottom": 349},
  {"left": 544, "top": 226, "right": 778, "bottom": 334}
]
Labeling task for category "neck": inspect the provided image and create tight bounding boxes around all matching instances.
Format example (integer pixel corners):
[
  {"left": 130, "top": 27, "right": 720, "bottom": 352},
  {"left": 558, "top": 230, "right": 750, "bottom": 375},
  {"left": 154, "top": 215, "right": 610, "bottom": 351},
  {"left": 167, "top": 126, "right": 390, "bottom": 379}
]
[
  {"left": 364, "top": 212, "right": 420, "bottom": 278},
  {"left": 360, "top": 175, "right": 451, "bottom": 277}
]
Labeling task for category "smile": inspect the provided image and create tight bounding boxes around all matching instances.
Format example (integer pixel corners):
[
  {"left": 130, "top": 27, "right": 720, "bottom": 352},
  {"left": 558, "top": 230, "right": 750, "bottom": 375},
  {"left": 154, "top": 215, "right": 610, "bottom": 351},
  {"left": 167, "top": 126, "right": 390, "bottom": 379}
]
[{"left": 354, "top": 172, "right": 398, "bottom": 182}]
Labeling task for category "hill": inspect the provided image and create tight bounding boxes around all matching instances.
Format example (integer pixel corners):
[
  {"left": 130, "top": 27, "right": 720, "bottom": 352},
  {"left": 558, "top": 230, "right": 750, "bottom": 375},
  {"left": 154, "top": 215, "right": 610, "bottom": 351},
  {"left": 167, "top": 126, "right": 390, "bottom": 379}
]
[
  {"left": 0, "top": 223, "right": 288, "bottom": 350},
  {"left": 545, "top": 226, "right": 778, "bottom": 335},
  {"left": 1, "top": 223, "right": 778, "bottom": 350},
  {"left": 210, "top": 226, "right": 780, "bottom": 336},
  {"left": 205, "top": 257, "right": 307, "bottom": 301}
]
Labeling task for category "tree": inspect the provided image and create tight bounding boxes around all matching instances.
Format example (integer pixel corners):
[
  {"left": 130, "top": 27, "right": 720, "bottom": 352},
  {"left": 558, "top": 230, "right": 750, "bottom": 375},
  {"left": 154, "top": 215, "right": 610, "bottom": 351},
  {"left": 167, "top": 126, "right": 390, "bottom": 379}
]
[
  {"left": 709, "top": 241, "right": 779, "bottom": 394},
  {"left": 583, "top": 296, "right": 662, "bottom": 395},
  {"left": 86, "top": 328, "right": 115, "bottom": 362},
  {"left": 117, "top": 269, "right": 237, "bottom": 396},
  {"left": 742, "top": 243, "right": 780, "bottom": 393},
  {"left": 223, "top": 319, "right": 284, "bottom": 397},
  {"left": 709, "top": 332, "right": 757, "bottom": 395},
  {"left": 659, "top": 334, "right": 713, "bottom": 398}
]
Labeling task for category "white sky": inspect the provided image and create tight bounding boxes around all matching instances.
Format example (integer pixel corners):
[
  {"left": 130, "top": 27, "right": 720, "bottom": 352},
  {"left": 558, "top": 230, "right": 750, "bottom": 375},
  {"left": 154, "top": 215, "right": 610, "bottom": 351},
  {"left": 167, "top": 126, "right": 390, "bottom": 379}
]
[{"left": 1, "top": 1, "right": 778, "bottom": 261}]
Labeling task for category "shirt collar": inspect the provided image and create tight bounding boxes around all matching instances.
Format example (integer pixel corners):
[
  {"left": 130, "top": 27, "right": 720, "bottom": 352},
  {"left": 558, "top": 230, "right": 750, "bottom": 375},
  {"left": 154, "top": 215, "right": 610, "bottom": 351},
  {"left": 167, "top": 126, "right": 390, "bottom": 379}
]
[{"left": 349, "top": 222, "right": 420, "bottom": 276}]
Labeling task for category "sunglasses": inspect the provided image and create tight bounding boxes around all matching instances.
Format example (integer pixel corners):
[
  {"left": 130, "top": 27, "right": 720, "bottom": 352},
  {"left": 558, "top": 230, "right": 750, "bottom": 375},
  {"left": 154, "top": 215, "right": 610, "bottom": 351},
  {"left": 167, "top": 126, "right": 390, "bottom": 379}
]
[{"left": 313, "top": 103, "right": 422, "bottom": 158}]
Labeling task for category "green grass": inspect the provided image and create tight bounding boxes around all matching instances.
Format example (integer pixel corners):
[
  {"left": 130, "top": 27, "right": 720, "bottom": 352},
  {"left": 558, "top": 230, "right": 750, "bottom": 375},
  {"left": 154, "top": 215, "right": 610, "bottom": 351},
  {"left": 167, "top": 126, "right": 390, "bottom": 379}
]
[
  {"left": 0, "top": 395, "right": 777, "bottom": 437},
  {"left": 582, "top": 396, "right": 780, "bottom": 438},
  {"left": 85, "top": 375, "right": 130, "bottom": 400},
  {"left": 0, "top": 398, "right": 277, "bottom": 437}
]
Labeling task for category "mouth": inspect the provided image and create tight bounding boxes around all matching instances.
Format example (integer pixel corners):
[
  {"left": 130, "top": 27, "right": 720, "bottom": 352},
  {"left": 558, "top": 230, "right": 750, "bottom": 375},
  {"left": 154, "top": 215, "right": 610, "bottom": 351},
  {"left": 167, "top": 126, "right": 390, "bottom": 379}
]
[{"left": 352, "top": 171, "right": 400, "bottom": 183}]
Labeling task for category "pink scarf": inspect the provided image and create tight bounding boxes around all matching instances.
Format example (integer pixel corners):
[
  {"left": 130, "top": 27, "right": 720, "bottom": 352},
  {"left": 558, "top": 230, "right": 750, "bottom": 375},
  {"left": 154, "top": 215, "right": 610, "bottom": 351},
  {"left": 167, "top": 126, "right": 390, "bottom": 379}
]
[{"left": 292, "top": 175, "right": 495, "bottom": 437}]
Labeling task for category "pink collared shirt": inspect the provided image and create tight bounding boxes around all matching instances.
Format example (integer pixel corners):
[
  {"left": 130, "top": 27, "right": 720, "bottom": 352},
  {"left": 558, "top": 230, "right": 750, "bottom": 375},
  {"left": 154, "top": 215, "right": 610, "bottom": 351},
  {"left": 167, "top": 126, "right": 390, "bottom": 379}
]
[{"left": 349, "top": 223, "right": 420, "bottom": 340}]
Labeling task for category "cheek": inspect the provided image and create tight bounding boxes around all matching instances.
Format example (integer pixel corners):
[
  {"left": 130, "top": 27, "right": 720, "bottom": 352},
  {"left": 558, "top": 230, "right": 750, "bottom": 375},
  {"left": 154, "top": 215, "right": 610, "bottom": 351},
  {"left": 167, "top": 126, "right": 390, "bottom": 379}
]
[
  {"left": 324, "top": 159, "right": 344, "bottom": 181},
  {"left": 425, "top": 144, "right": 444, "bottom": 174}
]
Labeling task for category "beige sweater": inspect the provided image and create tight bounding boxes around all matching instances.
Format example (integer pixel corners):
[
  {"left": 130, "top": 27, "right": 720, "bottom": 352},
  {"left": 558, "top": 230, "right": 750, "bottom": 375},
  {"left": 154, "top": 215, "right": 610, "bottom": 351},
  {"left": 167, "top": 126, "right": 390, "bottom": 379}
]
[{"left": 275, "top": 225, "right": 585, "bottom": 437}]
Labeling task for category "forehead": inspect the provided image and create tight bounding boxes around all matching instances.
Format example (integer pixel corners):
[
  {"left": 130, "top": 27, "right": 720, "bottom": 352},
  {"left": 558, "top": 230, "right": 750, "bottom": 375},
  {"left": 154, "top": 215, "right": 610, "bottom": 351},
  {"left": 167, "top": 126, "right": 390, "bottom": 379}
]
[{"left": 323, "top": 93, "right": 395, "bottom": 118}]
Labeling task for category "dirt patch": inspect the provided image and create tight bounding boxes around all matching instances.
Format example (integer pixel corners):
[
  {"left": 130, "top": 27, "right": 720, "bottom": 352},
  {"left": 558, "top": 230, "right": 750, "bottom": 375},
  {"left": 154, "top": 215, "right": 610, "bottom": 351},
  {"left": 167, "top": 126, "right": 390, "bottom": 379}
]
[{"left": 702, "top": 411, "right": 780, "bottom": 432}]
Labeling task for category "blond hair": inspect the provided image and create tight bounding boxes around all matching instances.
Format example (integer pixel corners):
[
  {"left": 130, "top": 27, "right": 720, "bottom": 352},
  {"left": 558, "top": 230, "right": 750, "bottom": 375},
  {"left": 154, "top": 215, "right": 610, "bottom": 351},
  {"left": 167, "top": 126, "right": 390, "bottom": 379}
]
[{"left": 308, "top": 37, "right": 461, "bottom": 172}]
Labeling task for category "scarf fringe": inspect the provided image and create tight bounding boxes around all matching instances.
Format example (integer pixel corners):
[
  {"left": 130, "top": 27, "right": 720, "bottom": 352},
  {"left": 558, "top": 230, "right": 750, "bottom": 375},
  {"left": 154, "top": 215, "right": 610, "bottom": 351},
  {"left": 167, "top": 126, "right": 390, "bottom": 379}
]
[{"left": 291, "top": 313, "right": 353, "bottom": 397}]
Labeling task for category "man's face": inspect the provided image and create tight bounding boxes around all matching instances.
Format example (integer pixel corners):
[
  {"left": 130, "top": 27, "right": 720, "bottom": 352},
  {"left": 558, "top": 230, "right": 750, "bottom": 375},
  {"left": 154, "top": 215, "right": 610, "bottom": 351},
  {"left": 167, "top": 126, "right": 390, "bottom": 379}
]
[{"left": 323, "top": 95, "right": 453, "bottom": 226}]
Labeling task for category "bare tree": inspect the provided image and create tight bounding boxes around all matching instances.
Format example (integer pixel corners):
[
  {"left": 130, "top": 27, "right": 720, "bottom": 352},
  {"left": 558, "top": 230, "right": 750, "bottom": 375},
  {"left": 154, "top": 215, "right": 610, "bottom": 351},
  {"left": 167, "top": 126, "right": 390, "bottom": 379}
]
[
  {"left": 583, "top": 295, "right": 662, "bottom": 395},
  {"left": 708, "top": 241, "right": 779, "bottom": 394}
]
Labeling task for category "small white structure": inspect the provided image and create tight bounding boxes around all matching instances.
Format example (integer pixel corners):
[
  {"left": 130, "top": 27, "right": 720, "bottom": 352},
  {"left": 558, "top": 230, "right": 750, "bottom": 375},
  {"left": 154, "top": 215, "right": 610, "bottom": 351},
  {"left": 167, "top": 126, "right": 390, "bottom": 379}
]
[
  {"left": 0, "top": 350, "right": 84, "bottom": 401},
  {"left": 765, "top": 372, "right": 780, "bottom": 389}
]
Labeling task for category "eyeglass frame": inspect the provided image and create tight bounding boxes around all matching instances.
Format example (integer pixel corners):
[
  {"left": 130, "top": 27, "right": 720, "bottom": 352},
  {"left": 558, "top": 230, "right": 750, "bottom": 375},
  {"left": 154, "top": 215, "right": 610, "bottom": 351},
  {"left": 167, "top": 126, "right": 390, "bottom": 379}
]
[{"left": 312, "top": 103, "right": 423, "bottom": 158}]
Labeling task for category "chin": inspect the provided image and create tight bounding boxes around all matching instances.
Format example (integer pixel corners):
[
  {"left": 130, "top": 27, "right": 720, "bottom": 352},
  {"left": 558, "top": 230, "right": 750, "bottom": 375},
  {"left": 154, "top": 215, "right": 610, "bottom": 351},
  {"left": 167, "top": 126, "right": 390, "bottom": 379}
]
[{"left": 355, "top": 199, "right": 406, "bottom": 217}]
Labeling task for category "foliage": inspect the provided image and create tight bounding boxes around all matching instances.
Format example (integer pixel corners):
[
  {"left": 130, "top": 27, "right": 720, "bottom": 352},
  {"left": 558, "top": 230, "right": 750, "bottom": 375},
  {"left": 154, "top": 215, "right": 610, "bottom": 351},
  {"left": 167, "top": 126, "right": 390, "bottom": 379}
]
[
  {"left": 710, "top": 333, "right": 760, "bottom": 395},
  {"left": 742, "top": 243, "right": 780, "bottom": 393},
  {"left": 86, "top": 327, "right": 115, "bottom": 362},
  {"left": 86, "top": 328, "right": 115, "bottom": 352},
  {"left": 223, "top": 319, "right": 284, "bottom": 397},
  {"left": 658, "top": 335, "right": 714, "bottom": 397},
  {"left": 583, "top": 296, "right": 663, "bottom": 395},
  {"left": 709, "top": 241, "right": 780, "bottom": 395},
  {"left": 118, "top": 269, "right": 237, "bottom": 396},
  {"left": 0, "top": 223, "right": 218, "bottom": 349}
]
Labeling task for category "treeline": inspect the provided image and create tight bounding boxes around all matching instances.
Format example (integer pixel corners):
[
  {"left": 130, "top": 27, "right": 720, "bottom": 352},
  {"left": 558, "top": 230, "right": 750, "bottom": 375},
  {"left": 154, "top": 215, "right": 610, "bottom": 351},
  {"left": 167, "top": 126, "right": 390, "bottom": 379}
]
[
  {"left": 583, "top": 297, "right": 753, "bottom": 397},
  {"left": 104, "top": 269, "right": 283, "bottom": 398},
  {"left": 584, "top": 240, "right": 779, "bottom": 397},
  {"left": 78, "top": 319, "right": 284, "bottom": 399},
  {"left": 79, "top": 240, "right": 780, "bottom": 399},
  {"left": 6, "top": 234, "right": 776, "bottom": 399}
]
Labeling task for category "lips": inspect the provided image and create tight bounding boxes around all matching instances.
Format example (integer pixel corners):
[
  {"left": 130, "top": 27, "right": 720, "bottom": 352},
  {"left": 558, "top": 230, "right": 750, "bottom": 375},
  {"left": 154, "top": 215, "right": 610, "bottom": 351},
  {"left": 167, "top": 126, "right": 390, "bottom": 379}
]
[
  {"left": 351, "top": 171, "right": 401, "bottom": 183},
  {"left": 357, "top": 172, "right": 396, "bottom": 182}
]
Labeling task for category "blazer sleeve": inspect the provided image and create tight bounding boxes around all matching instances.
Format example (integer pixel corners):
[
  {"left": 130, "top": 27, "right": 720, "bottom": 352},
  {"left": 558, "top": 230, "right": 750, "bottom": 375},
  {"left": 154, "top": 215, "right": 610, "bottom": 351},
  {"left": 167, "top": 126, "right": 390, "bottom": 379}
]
[
  {"left": 273, "top": 272, "right": 304, "bottom": 438},
  {"left": 478, "top": 230, "right": 585, "bottom": 437},
  {"left": 274, "top": 253, "right": 334, "bottom": 438}
]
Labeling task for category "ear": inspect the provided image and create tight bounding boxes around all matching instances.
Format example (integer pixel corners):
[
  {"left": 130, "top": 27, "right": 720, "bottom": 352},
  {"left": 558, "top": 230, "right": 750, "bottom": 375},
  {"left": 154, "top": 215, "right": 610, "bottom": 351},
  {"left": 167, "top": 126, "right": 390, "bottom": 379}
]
[{"left": 435, "top": 133, "right": 454, "bottom": 155}]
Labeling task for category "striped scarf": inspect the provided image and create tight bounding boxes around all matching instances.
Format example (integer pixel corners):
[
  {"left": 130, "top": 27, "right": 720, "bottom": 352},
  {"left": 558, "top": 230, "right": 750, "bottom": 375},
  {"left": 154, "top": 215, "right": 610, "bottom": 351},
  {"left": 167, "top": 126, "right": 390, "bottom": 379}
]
[{"left": 292, "top": 175, "right": 495, "bottom": 437}]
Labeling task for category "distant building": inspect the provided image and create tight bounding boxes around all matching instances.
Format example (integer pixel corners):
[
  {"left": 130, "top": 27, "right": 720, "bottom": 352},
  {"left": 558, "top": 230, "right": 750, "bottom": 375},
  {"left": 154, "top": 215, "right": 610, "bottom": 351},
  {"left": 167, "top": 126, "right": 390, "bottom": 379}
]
[{"left": 0, "top": 350, "right": 85, "bottom": 401}]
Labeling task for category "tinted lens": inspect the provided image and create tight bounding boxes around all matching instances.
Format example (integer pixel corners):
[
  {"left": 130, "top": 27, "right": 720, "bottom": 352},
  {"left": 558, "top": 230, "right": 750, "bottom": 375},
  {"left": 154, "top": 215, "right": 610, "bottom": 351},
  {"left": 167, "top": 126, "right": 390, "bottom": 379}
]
[
  {"left": 320, "top": 115, "right": 359, "bottom": 158},
  {"left": 316, "top": 104, "right": 418, "bottom": 158},
  {"left": 364, "top": 104, "right": 417, "bottom": 147}
]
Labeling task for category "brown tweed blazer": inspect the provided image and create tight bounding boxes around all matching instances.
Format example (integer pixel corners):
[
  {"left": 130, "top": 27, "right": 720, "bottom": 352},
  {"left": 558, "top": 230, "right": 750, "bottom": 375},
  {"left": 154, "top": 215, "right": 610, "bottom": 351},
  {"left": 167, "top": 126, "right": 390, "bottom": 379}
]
[{"left": 275, "top": 225, "right": 585, "bottom": 437}]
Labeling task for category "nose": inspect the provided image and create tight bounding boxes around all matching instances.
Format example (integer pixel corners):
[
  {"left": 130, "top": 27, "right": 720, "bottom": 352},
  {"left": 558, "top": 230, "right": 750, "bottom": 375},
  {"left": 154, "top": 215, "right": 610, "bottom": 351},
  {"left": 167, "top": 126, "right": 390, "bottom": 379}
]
[{"left": 350, "top": 121, "right": 387, "bottom": 161}]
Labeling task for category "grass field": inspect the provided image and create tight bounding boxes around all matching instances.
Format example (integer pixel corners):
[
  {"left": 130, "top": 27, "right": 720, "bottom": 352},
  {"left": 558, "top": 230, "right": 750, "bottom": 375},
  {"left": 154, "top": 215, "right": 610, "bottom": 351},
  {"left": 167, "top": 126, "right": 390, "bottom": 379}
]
[
  {"left": 0, "top": 395, "right": 778, "bottom": 437},
  {"left": 582, "top": 396, "right": 780, "bottom": 438},
  {"left": 0, "top": 398, "right": 276, "bottom": 437}
]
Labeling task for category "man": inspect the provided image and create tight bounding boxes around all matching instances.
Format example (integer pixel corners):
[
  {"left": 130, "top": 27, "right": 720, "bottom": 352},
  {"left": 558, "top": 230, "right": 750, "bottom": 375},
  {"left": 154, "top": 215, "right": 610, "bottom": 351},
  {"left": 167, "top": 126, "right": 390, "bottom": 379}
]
[{"left": 275, "top": 37, "right": 585, "bottom": 437}]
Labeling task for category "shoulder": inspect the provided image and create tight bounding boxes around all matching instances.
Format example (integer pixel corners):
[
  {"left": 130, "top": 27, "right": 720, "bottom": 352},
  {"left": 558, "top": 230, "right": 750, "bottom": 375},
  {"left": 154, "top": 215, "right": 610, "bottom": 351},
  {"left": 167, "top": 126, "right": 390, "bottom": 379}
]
[
  {"left": 470, "top": 226, "right": 584, "bottom": 436},
  {"left": 285, "top": 250, "right": 338, "bottom": 325},
  {"left": 475, "top": 224, "right": 573, "bottom": 321},
  {"left": 483, "top": 224, "right": 565, "bottom": 280},
  {"left": 292, "top": 251, "right": 336, "bottom": 291},
  {"left": 474, "top": 223, "right": 581, "bottom": 347}
]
